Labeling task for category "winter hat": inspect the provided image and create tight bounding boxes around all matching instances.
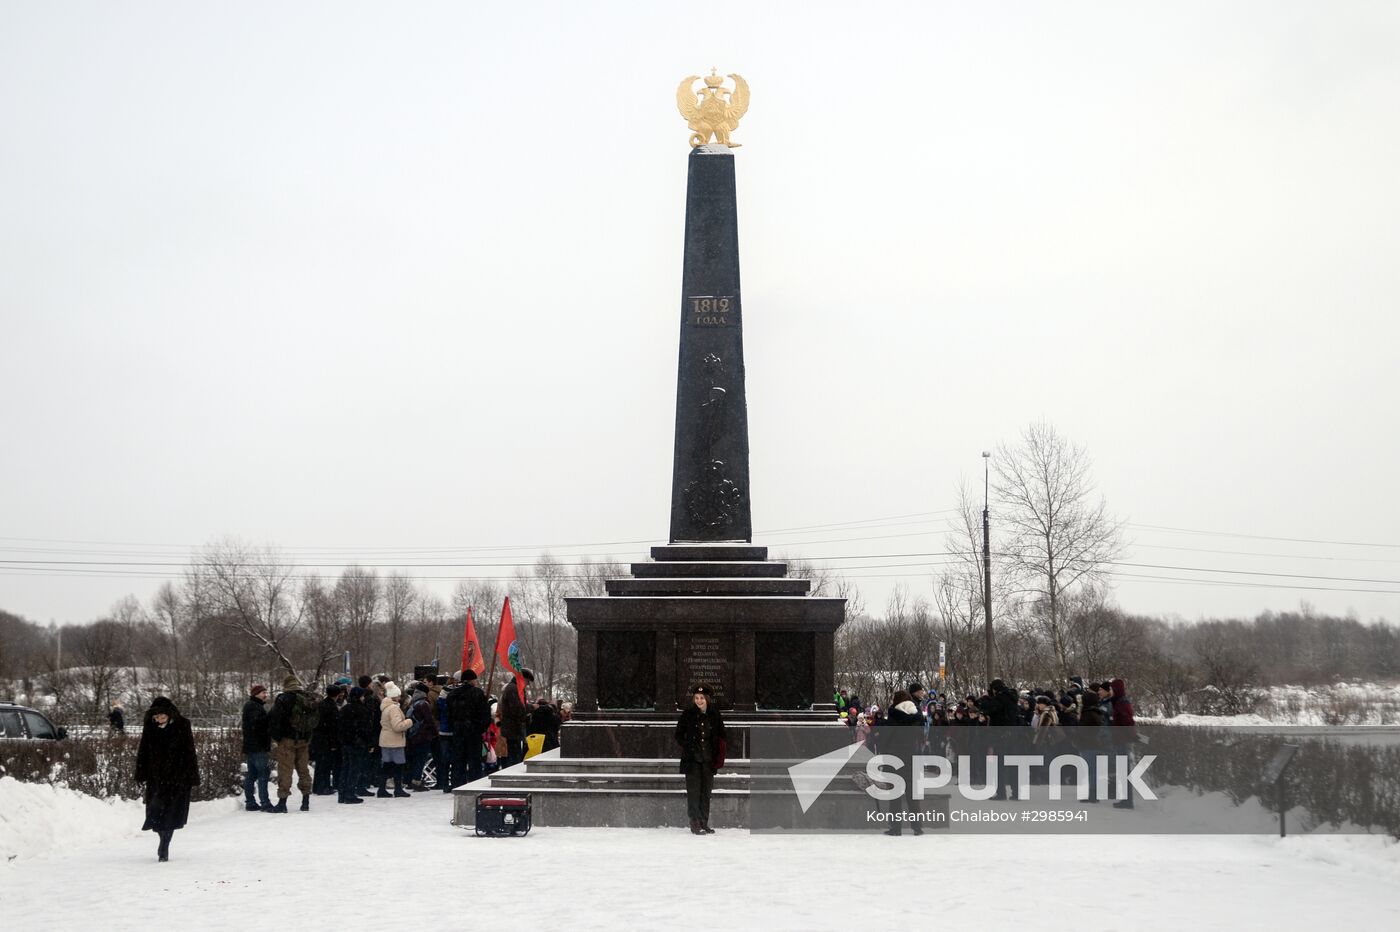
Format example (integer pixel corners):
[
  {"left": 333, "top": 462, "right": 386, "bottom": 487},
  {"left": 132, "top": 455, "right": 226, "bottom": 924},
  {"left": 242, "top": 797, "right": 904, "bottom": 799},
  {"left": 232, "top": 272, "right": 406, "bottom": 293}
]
[
  {"left": 690, "top": 683, "right": 713, "bottom": 696},
  {"left": 460, "top": 669, "right": 478, "bottom": 681},
  {"left": 250, "top": 684, "right": 267, "bottom": 699},
  {"left": 148, "top": 696, "right": 179, "bottom": 718},
  {"left": 334, "top": 676, "right": 353, "bottom": 687},
  {"left": 520, "top": 668, "right": 536, "bottom": 683},
  {"left": 326, "top": 684, "right": 343, "bottom": 698},
  {"left": 349, "top": 686, "right": 367, "bottom": 701},
  {"left": 907, "top": 682, "right": 925, "bottom": 694},
  {"left": 383, "top": 682, "right": 402, "bottom": 699},
  {"left": 989, "top": 679, "right": 1005, "bottom": 691},
  {"left": 282, "top": 675, "right": 302, "bottom": 691}
]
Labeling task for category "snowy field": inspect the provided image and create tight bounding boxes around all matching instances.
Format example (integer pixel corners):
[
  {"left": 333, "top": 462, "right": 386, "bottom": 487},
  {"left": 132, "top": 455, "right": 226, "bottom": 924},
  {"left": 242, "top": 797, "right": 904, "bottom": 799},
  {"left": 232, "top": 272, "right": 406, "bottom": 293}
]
[{"left": 2, "top": 777, "right": 1399, "bottom": 931}]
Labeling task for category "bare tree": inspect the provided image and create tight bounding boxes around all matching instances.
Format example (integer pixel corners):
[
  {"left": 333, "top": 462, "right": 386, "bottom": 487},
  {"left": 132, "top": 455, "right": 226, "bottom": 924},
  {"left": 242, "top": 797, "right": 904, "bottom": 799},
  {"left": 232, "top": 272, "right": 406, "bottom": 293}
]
[
  {"left": 528, "top": 554, "right": 572, "bottom": 693},
  {"left": 148, "top": 582, "right": 186, "bottom": 703},
  {"left": 993, "top": 422, "right": 1124, "bottom": 679},
  {"left": 188, "top": 539, "right": 306, "bottom": 678},
  {"left": 451, "top": 579, "right": 503, "bottom": 679},
  {"left": 301, "top": 576, "right": 347, "bottom": 685},
  {"left": 111, "top": 594, "right": 146, "bottom": 704},
  {"left": 74, "top": 619, "right": 127, "bottom": 717},
  {"left": 335, "top": 566, "right": 381, "bottom": 675},
  {"left": 573, "top": 558, "right": 625, "bottom": 597},
  {"left": 382, "top": 572, "right": 417, "bottom": 677}
]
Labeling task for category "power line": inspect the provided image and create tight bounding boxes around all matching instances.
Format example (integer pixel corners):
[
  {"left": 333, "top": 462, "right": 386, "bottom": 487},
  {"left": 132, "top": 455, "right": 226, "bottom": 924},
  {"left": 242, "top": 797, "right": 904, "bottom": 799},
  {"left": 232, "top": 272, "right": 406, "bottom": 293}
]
[{"left": 1127, "top": 523, "right": 1400, "bottom": 550}]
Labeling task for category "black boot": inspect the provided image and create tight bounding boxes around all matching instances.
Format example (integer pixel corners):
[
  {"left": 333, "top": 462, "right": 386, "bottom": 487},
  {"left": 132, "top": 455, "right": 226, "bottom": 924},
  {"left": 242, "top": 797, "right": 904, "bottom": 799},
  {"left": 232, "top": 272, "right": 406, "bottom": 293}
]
[
  {"left": 245, "top": 801, "right": 261, "bottom": 812},
  {"left": 701, "top": 820, "right": 715, "bottom": 834},
  {"left": 689, "top": 818, "right": 703, "bottom": 835},
  {"left": 157, "top": 830, "right": 171, "bottom": 862},
  {"left": 271, "top": 798, "right": 288, "bottom": 813},
  {"left": 392, "top": 764, "right": 411, "bottom": 798},
  {"left": 300, "top": 795, "right": 310, "bottom": 812}
]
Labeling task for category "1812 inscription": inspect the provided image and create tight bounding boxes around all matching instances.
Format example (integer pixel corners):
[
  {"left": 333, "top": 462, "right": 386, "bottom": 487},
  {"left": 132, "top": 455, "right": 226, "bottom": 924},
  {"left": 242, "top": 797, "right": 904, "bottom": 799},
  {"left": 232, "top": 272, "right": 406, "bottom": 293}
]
[{"left": 687, "top": 295, "right": 738, "bottom": 327}]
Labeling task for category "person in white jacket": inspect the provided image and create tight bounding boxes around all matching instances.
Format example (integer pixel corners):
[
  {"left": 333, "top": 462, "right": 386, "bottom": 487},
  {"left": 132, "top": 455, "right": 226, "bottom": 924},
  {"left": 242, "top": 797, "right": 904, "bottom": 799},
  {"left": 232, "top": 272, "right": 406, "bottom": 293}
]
[{"left": 377, "top": 682, "right": 413, "bottom": 798}]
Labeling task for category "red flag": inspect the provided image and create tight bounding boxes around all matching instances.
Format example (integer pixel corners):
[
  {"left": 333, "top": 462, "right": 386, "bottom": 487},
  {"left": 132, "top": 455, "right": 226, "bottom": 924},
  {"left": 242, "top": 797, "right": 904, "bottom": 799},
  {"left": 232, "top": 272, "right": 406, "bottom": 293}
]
[
  {"left": 492, "top": 596, "right": 525, "bottom": 701},
  {"left": 460, "top": 607, "right": 485, "bottom": 677}
]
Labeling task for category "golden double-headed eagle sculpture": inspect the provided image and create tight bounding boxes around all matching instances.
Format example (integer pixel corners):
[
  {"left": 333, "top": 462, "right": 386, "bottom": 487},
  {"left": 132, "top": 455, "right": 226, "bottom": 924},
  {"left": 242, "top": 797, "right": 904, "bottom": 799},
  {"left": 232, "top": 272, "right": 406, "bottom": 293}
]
[{"left": 676, "top": 68, "right": 750, "bottom": 148}]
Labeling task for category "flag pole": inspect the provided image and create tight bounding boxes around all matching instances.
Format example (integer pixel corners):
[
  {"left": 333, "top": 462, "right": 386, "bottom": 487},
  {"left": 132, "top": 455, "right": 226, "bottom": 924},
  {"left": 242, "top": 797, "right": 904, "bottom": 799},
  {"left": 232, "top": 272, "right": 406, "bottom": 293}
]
[{"left": 486, "top": 599, "right": 503, "bottom": 699}]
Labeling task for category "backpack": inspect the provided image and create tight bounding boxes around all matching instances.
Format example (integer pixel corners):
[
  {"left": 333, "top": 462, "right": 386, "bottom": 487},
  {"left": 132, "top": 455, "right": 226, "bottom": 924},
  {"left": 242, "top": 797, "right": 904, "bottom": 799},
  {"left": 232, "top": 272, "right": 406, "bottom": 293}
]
[
  {"left": 290, "top": 691, "right": 320, "bottom": 738},
  {"left": 406, "top": 697, "right": 433, "bottom": 739}
]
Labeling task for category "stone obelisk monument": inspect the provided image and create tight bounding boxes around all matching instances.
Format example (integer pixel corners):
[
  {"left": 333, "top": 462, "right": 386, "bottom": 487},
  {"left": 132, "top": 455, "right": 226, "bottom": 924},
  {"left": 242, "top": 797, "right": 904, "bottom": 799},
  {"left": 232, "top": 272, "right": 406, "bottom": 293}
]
[
  {"left": 669, "top": 139, "right": 752, "bottom": 542},
  {"left": 564, "top": 69, "right": 842, "bottom": 739},
  {"left": 451, "top": 72, "right": 846, "bottom": 831}
]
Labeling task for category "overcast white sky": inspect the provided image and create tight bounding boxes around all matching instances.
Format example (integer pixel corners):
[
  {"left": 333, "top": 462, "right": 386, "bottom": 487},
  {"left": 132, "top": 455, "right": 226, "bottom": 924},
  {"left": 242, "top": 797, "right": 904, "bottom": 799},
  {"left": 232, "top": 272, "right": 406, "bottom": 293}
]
[{"left": 2, "top": 1, "right": 1398, "bottom": 627}]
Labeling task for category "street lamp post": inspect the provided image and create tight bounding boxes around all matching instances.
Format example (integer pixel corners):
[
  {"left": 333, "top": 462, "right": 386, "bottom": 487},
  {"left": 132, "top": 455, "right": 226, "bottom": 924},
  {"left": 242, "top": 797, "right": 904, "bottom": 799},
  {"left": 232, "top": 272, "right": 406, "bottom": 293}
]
[{"left": 982, "top": 451, "right": 993, "bottom": 684}]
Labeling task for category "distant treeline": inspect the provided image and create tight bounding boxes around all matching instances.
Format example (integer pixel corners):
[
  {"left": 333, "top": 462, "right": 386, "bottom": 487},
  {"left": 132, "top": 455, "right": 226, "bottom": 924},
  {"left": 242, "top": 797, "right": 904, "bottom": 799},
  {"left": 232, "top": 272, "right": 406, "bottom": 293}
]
[
  {"left": 835, "top": 593, "right": 1400, "bottom": 716},
  {"left": 5, "top": 542, "right": 1397, "bottom": 724},
  {"left": 0, "top": 541, "right": 621, "bottom": 722}
]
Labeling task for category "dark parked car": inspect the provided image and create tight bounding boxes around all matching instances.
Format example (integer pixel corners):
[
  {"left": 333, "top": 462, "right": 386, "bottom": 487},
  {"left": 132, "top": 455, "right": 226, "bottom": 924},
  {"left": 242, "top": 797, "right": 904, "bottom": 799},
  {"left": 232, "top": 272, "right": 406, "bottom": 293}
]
[{"left": 0, "top": 702, "right": 67, "bottom": 739}]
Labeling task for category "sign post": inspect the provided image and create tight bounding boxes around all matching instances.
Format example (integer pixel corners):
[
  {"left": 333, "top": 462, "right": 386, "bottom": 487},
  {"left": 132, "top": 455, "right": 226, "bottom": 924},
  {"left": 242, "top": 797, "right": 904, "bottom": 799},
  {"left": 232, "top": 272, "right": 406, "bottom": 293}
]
[{"left": 1262, "top": 743, "right": 1301, "bottom": 838}]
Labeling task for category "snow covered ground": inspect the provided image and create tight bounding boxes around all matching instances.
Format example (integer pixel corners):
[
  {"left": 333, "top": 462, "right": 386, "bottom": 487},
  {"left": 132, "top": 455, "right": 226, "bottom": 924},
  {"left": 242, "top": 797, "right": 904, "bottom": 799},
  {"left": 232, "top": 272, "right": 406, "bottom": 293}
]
[
  {"left": 1159, "top": 682, "right": 1400, "bottom": 725},
  {"left": 2, "top": 777, "right": 1399, "bottom": 930}
]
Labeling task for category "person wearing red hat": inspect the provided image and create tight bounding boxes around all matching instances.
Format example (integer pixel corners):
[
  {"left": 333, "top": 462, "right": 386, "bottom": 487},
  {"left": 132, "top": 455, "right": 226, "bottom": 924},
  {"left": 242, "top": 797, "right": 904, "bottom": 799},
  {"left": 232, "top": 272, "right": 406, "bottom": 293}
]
[{"left": 241, "top": 684, "right": 273, "bottom": 812}]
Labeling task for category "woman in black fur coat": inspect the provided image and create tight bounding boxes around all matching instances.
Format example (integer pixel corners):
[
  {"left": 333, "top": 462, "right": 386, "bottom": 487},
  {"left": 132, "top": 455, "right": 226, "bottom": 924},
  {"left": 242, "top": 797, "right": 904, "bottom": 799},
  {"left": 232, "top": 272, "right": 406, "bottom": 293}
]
[{"left": 134, "top": 696, "right": 201, "bottom": 862}]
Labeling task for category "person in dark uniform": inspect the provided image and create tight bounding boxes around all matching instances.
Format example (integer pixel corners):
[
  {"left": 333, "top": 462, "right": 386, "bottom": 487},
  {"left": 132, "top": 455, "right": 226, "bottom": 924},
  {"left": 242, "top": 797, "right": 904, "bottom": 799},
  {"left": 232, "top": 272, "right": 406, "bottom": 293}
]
[
  {"left": 675, "top": 683, "right": 726, "bottom": 836},
  {"left": 134, "top": 696, "right": 200, "bottom": 862}
]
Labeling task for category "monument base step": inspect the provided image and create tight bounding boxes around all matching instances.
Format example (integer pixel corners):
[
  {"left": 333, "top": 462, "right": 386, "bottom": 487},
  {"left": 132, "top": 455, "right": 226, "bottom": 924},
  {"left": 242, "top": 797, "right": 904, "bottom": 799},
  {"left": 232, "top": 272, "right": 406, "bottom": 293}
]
[
  {"left": 450, "top": 751, "right": 752, "bottom": 829},
  {"left": 560, "top": 717, "right": 841, "bottom": 758},
  {"left": 651, "top": 544, "right": 768, "bottom": 562}
]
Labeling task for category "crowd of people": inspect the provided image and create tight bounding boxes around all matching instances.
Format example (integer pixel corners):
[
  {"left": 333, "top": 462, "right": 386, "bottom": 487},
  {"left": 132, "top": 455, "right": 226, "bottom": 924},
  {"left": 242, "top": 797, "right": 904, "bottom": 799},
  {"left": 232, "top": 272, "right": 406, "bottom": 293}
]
[
  {"left": 836, "top": 675, "right": 1136, "bottom": 739},
  {"left": 237, "top": 665, "right": 571, "bottom": 814},
  {"left": 131, "top": 664, "right": 570, "bottom": 861},
  {"left": 126, "top": 667, "right": 1139, "bottom": 857},
  {"left": 835, "top": 675, "right": 1141, "bottom": 831}
]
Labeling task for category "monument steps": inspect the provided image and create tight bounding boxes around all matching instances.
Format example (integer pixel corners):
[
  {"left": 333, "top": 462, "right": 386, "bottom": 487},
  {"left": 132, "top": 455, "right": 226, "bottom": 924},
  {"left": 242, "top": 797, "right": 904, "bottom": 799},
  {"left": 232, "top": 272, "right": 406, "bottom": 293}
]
[
  {"left": 630, "top": 560, "right": 788, "bottom": 578},
  {"left": 605, "top": 577, "right": 811, "bottom": 597},
  {"left": 524, "top": 756, "right": 751, "bottom": 774},
  {"left": 450, "top": 751, "right": 755, "bottom": 829},
  {"left": 489, "top": 772, "right": 749, "bottom": 792},
  {"left": 650, "top": 545, "right": 768, "bottom": 562}
]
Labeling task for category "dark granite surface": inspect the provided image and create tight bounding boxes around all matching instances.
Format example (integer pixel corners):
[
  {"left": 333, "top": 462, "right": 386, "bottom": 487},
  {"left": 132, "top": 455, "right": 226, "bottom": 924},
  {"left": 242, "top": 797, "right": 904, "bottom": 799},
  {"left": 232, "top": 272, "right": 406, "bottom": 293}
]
[{"left": 670, "top": 147, "right": 752, "bottom": 543}]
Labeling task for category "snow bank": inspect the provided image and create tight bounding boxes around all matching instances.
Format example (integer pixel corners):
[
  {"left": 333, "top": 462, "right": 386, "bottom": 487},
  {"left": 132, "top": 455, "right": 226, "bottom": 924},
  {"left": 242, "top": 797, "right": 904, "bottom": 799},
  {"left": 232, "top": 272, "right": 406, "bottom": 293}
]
[
  {"left": 0, "top": 776, "right": 141, "bottom": 863},
  {"left": 0, "top": 777, "right": 236, "bottom": 864}
]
